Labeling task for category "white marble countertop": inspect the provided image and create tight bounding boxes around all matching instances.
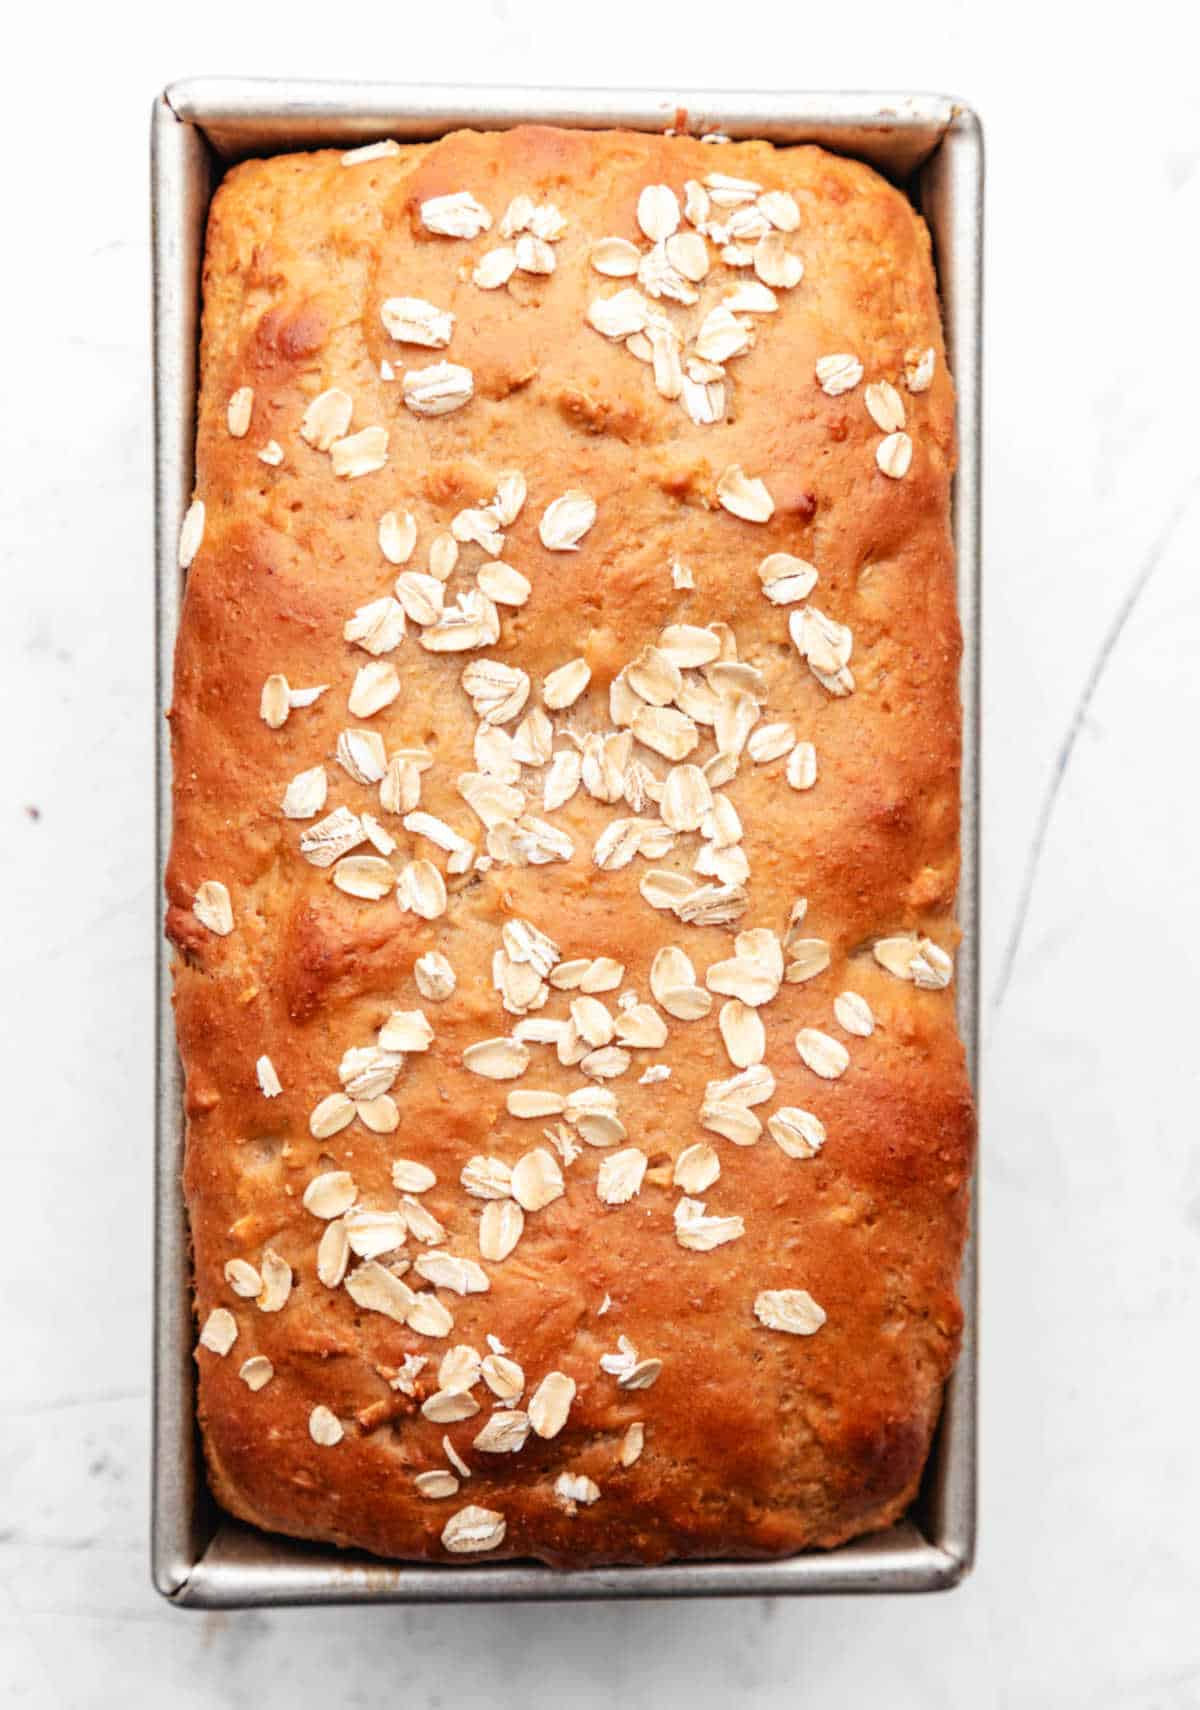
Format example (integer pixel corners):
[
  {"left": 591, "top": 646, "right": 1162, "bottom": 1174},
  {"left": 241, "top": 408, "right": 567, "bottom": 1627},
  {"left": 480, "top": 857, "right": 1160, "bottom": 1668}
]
[{"left": 4, "top": 4, "right": 1199, "bottom": 1704}]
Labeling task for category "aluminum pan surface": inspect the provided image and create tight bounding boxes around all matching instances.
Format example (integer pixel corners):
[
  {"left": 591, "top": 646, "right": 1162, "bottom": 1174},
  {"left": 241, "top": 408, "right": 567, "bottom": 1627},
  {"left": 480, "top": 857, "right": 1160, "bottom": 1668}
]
[{"left": 152, "top": 80, "right": 981, "bottom": 1606}]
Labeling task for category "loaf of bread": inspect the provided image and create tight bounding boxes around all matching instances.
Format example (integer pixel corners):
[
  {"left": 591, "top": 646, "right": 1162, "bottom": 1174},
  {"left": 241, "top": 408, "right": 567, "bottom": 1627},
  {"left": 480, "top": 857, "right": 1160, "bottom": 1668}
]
[{"left": 166, "top": 123, "right": 973, "bottom": 1568}]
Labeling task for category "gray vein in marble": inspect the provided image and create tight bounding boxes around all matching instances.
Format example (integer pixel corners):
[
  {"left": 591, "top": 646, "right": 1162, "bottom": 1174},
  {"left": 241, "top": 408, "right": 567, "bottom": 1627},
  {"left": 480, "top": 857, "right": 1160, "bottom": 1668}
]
[
  {"left": 0, "top": 1387, "right": 145, "bottom": 1417},
  {"left": 993, "top": 474, "right": 1200, "bottom": 1010}
]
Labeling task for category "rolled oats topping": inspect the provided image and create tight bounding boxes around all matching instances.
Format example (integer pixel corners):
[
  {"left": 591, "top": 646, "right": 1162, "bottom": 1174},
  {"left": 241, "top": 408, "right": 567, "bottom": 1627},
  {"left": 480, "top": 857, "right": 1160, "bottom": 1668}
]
[
  {"left": 330, "top": 426, "right": 389, "bottom": 479},
  {"left": 256, "top": 1249, "right": 292, "bottom": 1313},
  {"left": 308, "top": 1406, "right": 344, "bottom": 1446},
  {"left": 259, "top": 675, "right": 290, "bottom": 728},
  {"left": 834, "top": 991, "right": 876, "bottom": 1037},
  {"left": 757, "top": 188, "right": 801, "bottom": 230},
  {"left": 619, "top": 1421, "right": 646, "bottom": 1466},
  {"left": 705, "top": 936, "right": 783, "bottom": 1006},
  {"left": 302, "top": 1171, "right": 358, "bottom": 1220},
  {"left": 403, "top": 1197, "right": 447, "bottom": 1251},
  {"left": 815, "top": 353, "right": 863, "bottom": 396},
  {"left": 441, "top": 1504, "right": 506, "bottom": 1553},
  {"left": 333, "top": 855, "right": 394, "bottom": 909},
  {"left": 396, "top": 858, "right": 448, "bottom": 919},
  {"left": 637, "top": 183, "right": 681, "bottom": 242},
  {"left": 528, "top": 1371, "right": 576, "bottom": 1438},
  {"left": 673, "top": 1141, "right": 721, "bottom": 1193},
  {"left": 199, "top": 1307, "right": 237, "bottom": 1356},
  {"left": 414, "top": 951, "right": 456, "bottom": 1000},
  {"left": 864, "top": 379, "right": 906, "bottom": 433},
  {"left": 402, "top": 363, "right": 475, "bottom": 417},
  {"left": 481, "top": 1353, "right": 524, "bottom": 1402},
  {"left": 193, "top": 880, "right": 233, "bottom": 937},
  {"left": 345, "top": 1209, "right": 409, "bottom": 1260},
  {"left": 378, "top": 1011, "right": 434, "bottom": 1055},
  {"left": 308, "top": 1092, "right": 355, "bottom": 1142},
  {"left": 345, "top": 1261, "right": 416, "bottom": 1324},
  {"left": 239, "top": 1356, "right": 274, "bottom": 1392},
  {"left": 754, "top": 1289, "right": 827, "bottom": 1335},
  {"left": 511, "top": 1147, "right": 565, "bottom": 1211},
  {"left": 299, "top": 807, "right": 366, "bottom": 868},
  {"left": 178, "top": 498, "right": 206, "bottom": 569},
  {"left": 515, "top": 232, "right": 556, "bottom": 274},
  {"left": 429, "top": 532, "right": 460, "bottom": 581},
  {"left": 421, "top": 191, "right": 492, "bottom": 237},
  {"left": 695, "top": 304, "right": 754, "bottom": 364},
  {"left": 461, "top": 1155, "right": 513, "bottom": 1201},
  {"left": 407, "top": 1292, "right": 455, "bottom": 1338},
  {"left": 300, "top": 387, "right": 353, "bottom": 450},
  {"left": 463, "top": 658, "right": 530, "bottom": 725},
  {"left": 716, "top": 465, "right": 774, "bottom": 523},
  {"left": 700, "top": 1100, "right": 762, "bottom": 1145},
  {"left": 422, "top": 1388, "right": 481, "bottom": 1424},
  {"left": 498, "top": 194, "right": 535, "bottom": 238},
  {"left": 473, "top": 1410, "right": 531, "bottom": 1453},
  {"left": 444, "top": 1437, "right": 473, "bottom": 1479},
  {"left": 479, "top": 1198, "right": 525, "bottom": 1261},
  {"left": 619, "top": 1356, "right": 662, "bottom": 1391},
  {"left": 354, "top": 1092, "right": 400, "bottom": 1133},
  {"left": 758, "top": 552, "right": 819, "bottom": 605},
  {"left": 305, "top": 1247, "right": 355, "bottom": 1308},
  {"left": 415, "top": 1470, "right": 461, "bottom": 1499},
  {"left": 336, "top": 728, "right": 388, "bottom": 785},
  {"left": 390, "top": 1160, "right": 437, "bottom": 1196},
  {"left": 768, "top": 1106, "right": 827, "bottom": 1159},
  {"left": 473, "top": 246, "right": 518, "bottom": 289},
  {"left": 341, "top": 139, "right": 400, "bottom": 165},
  {"left": 452, "top": 506, "right": 505, "bottom": 555},
  {"left": 590, "top": 235, "right": 642, "bottom": 276},
  {"left": 226, "top": 386, "right": 254, "bottom": 437},
  {"left": 596, "top": 1147, "right": 648, "bottom": 1204},
  {"left": 753, "top": 232, "right": 804, "bottom": 289},
  {"left": 224, "top": 1258, "right": 262, "bottom": 1298},
  {"left": 876, "top": 431, "right": 914, "bottom": 479},
  {"left": 463, "top": 1037, "right": 531, "bottom": 1080},
  {"left": 789, "top": 608, "right": 855, "bottom": 698},
  {"left": 905, "top": 346, "right": 937, "bottom": 392},
  {"left": 588, "top": 288, "right": 652, "bottom": 339},
  {"left": 375, "top": 512, "right": 418, "bottom": 572},
  {"left": 786, "top": 742, "right": 819, "bottom": 791},
  {"left": 344, "top": 597, "right": 406, "bottom": 656},
  {"left": 674, "top": 1197, "right": 745, "bottom": 1251},
  {"left": 873, "top": 935, "right": 954, "bottom": 988},
  {"left": 380, "top": 296, "right": 455, "bottom": 347},
  {"left": 747, "top": 722, "right": 796, "bottom": 764},
  {"left": 719, "top": 999, "right": 766, "bottom": 1068},
  {"left": 613, "top": 1004, "right": 668, "bottom": 1049},
  {"left": 477, "top": 560, "right": 531, "bottom": 606},
  {"left": 708, "top": 1059, "right": 776, "bottom": 1107},
  {"left": 340, "top": 1043, "right": 402, "bottom": 1100},
  {"left": 631, "top": 704, "right": 700, "bottom": 761},
  {"left": 539, "top": 491, "right": 597, "bottom": 551},
  {"left": 542, "top": 657, "right": 592, "bottom": 710},
  {"left": 795, "top": 1028, "right": 851, "bottom": 1080},
  {"left": 555, "top": 1472, "right": 600, "bottom": 1509},
  {"left": 348, "top": 661, "right": 401, "bottom": 718}
]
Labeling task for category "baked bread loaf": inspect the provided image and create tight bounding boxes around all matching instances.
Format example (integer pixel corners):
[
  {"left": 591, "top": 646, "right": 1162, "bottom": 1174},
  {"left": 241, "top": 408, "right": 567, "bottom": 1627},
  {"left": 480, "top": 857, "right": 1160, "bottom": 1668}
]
[{"left": 166, "top": 123, "right": 973, "bottom": 1569}]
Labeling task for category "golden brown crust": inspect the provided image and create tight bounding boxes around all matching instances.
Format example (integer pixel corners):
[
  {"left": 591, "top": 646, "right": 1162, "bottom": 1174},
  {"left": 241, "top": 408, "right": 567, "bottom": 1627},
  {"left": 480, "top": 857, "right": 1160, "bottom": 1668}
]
[{"left": 168, "top": 125, "right": 973, "bottom": 1568}]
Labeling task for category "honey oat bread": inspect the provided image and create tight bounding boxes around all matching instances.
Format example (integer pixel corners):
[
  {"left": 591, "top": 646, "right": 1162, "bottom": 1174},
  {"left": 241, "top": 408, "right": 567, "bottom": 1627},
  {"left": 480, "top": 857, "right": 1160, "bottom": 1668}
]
[{"left": 166, "top": 124, "right": 973, "bottom": 1568}]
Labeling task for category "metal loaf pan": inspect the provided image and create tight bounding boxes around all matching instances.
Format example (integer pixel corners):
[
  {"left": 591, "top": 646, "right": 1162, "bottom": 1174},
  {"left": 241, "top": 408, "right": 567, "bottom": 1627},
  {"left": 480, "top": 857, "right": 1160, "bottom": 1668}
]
[{"left": 152, "top": 78, "right": 982, "bottom": 1607}]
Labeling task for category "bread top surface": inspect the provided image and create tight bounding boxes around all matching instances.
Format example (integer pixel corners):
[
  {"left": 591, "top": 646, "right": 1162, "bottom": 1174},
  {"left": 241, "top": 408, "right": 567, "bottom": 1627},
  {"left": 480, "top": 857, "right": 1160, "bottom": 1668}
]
[{"left": 167, "top": 124, "right": 972, "bottom": 1568}]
